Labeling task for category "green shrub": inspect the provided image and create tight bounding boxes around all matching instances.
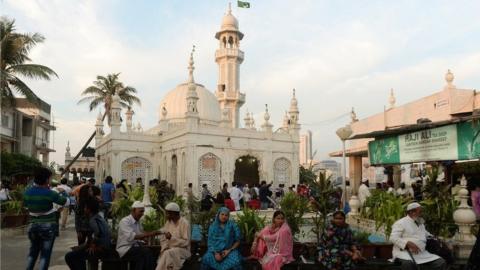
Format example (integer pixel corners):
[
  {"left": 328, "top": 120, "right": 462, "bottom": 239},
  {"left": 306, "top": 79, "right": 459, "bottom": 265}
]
[
  {"left": 235, "top": 206, "right": 266, "bottom": 243},
  {"left": 280, "top": 192, "right": 310, "bottom": 239},
  {"left": 142, "top": 210, "right": 166, "bottom": 232},
  {"left": 361, "top": 190, "right": 409, "bottom": 240}
]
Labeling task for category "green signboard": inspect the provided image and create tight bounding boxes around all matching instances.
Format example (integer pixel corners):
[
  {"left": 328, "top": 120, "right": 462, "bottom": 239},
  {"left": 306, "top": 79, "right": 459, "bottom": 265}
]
[{"left": 368, "top": 121, "right": 480, "bottom": 165}]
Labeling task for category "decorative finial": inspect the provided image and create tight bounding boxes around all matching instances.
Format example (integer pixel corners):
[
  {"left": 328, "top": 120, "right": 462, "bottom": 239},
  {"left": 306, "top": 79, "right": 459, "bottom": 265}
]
[
  {"left": 350, "top": 107, "right": 358, "bottom": 122},
  {"left": 445, "top": 69, "right": 455, "bottom": 89},
  {"left": 188, "top": 45, "right": 196, "bottom": 83},
  {"left": 264, "top": 104, "right": 270, "bottom": 121},
  {"left": 97, "top": 110, "right": 102, "bottom": 120},
  {"left": 228, "top": 2, "right": 232, "bottom": 14},
  {"left": 293, "top": 88, "right": 296, "bottom": 97},
  {"left": 389, "top": 88, "right": 396, "bottom": 109},
  {"left": 66, "top": 141, "right": 70, "bottom": 150}
]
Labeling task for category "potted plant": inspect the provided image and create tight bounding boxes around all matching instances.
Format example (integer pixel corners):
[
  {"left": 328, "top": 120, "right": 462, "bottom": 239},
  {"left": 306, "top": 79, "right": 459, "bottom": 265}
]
[
  {"left": 279, "top": 192, "right": 310, "bottom": 259},
  {"left": 360, "top": 190, "right": 407, "bottom": 259},
  {"left": 421, "top": 164, "right": 459, "bottom": 238},
  {"left": 235, "top": 205, "right": 266, "bottom": 256},
  {"left": 1, "top": 185, "right": 28, "bottom": 228},
  {"left": 142, "top": 209, "right": 166, "bottom": 245}
]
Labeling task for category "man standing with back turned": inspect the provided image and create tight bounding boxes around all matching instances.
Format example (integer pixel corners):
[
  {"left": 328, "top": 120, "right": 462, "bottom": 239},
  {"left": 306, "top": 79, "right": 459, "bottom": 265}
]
[{"left": 24, "top": 167, "right": 69, "bottom": 270}]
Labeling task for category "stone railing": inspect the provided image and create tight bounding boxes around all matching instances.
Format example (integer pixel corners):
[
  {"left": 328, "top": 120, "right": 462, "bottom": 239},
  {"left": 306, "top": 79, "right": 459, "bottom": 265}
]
[{"left": 347, "top": 176, "right": 477, "bottom": 259}]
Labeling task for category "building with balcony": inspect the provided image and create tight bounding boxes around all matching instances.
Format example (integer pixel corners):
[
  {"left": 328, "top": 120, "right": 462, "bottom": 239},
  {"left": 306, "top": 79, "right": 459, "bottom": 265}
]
[{"left": 1, "top": 98, "right": 56, "bottom": 165}]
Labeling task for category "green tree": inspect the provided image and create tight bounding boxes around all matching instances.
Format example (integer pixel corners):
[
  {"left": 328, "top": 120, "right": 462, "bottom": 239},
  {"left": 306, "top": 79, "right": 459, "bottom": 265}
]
[
  {"left": 0, "top": 152, "right": 42, "bottom": 178},
  {"left": 0, "top": 17, "right": 58, "bottom": 107},
  {"left": 77, "top": 73, "right": 140, "bottom": 124}
]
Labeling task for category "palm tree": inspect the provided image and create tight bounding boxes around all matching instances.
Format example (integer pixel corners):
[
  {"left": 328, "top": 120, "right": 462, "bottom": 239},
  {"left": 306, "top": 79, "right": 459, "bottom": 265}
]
[
  {"left": 78, "top": 73, "right": 141, "bottom": 124},
  {"left": 62, "top": 73, "right": 140, "bottom": 177},
  {"left": 0, "top": 17, "right": 58, "bottom": 107}
]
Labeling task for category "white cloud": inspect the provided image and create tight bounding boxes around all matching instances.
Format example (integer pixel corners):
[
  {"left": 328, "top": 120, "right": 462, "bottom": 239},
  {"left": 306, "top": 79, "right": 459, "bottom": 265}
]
[{"left": 3, "top": 0, "right": 480, "bottom": 165}]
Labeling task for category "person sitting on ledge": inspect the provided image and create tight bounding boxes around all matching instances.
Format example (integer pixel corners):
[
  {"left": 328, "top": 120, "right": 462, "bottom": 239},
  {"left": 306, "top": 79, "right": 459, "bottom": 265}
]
[
  {"left": 156, "top": 202, "right": 191, "bottom": 270},
  {"left": 116, "top": 201, "right": 161, "bottom": 270},
  {"left": 318, "top": 211, "right": 363, "bottom": 270},
  {"left": 251, "top": 210, "right": 294, "bottom": 270},
  {"left": 65, "top": 198, "right": 115, "bottom": 270},
  {"left": 201, "top": 207, "right": 243, "bottom": 270},
  {"left": 390, "top": 202, "right": 446, "bottom": 270}
]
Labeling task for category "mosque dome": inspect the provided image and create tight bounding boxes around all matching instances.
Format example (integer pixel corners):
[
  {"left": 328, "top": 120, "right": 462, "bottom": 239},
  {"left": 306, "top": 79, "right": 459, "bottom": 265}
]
[
  {"left": 159, "top": 83, "right": 221, "bottom": 123},
  {"left": 221, "top": 13, "right": 238, "bottom": 30}
]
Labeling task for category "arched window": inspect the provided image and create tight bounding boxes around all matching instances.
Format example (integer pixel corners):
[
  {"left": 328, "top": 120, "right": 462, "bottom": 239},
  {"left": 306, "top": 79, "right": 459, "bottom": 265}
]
[
  {"left": 228, "top": 36, "right": 234, "bottom": 48},
  {"left": 222, "top": 36, "right": 227, "bottom": 48},
  {"left": 198, "top": 153, "right": 221, "bottom": 193},
  {"left": 121, "top": 157, "right": 152, "bottom": 184},
  {"left": 274, "top": 158, "right": 291, "bottom": 184}
]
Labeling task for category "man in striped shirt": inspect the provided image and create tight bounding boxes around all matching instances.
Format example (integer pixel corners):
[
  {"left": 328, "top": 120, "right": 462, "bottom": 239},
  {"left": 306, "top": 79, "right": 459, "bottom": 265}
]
[{"left": 24, "top": 167, "right": 69, "bottom": 270}]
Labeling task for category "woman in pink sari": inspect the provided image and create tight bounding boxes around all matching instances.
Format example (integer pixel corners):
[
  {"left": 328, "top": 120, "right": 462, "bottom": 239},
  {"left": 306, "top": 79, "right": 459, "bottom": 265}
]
[{"left": 251, "top": 210, "right": 294, "bottom": 270}]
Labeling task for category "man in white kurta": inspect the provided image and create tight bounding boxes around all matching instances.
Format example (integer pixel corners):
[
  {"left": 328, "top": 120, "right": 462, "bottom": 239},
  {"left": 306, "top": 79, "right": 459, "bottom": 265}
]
[
  {"left": 390, "top": 202, "right": 446, "bottom": 270},
  {"left": 229, "top": 182, "right": 244, "bottom": 211},
  {"left": 156, "top": 202, "right": 191, "bottom": 270},
  {"left": 357, "top": 178, "right": 371, "bottom": 206}
]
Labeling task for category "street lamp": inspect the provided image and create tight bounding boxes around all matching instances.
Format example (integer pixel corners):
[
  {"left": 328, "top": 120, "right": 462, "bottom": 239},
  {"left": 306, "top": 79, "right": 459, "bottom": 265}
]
[{"left": 336, "top": 124, "right": 353, "bottom": 208}]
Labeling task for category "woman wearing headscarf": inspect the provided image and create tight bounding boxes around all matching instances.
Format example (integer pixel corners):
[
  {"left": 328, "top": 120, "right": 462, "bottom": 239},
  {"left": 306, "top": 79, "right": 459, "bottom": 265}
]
[
  {"left": 251, "top": 210, "right": 294, "bottom": 270},
  {"left": 201, "top": 207, "right": 243, "bottom": 270},
  {"left": 318, "top": 211, "right": 363, "bottom": 270}
]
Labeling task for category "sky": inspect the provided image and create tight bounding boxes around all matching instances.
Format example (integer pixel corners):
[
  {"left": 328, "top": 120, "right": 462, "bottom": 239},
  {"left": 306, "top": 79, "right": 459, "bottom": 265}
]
[{"left": 2, "top": 0, "right": 480, "bottom": 166}]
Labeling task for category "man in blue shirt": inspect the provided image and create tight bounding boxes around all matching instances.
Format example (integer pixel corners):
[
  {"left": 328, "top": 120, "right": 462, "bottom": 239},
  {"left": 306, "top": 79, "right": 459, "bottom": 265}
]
[{"left": 100, "top": 176, "right": 115, "bottom": 219}]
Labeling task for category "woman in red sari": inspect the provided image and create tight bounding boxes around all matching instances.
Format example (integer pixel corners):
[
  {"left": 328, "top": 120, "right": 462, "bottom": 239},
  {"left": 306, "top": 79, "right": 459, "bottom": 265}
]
[{"left": 251, "top": 210, "right": 294, "bottom": 270}]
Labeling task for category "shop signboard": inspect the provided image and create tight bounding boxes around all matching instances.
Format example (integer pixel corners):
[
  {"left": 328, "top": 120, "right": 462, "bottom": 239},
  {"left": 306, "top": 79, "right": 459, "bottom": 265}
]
[{"left": 368, "top": 121, "right": 480, "bottom": 165}]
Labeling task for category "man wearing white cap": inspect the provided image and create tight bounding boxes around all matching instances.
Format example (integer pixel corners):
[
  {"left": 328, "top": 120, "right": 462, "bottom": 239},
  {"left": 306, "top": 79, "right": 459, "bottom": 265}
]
[
  {"left": 390, "top": 202, "right": 446, "bottom": 270},
  {"left": 156, "top": 202, "right": 190, "bottom": 270},
  {"left": 116, "top": 201, "right": 161, "bottom": 270},
  {"left": 357, "top": 178, "right": 371, "bottom": 206}
]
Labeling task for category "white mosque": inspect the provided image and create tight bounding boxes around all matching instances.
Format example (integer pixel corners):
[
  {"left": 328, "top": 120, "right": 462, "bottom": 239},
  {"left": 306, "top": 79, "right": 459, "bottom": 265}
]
[{"left": 94, "top": 6, "right": 300, "bottom": 195}]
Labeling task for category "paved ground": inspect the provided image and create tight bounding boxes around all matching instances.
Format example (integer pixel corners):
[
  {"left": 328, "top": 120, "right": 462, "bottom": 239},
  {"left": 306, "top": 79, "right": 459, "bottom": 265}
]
[{"left": 1, "top": 215, "right": 77, "bottom": 270}]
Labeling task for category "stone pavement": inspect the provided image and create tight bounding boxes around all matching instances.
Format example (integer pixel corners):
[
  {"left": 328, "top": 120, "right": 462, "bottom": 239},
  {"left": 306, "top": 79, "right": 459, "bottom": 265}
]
[{"left": 1, "top": 216, "right": 77, "bottom": 270}]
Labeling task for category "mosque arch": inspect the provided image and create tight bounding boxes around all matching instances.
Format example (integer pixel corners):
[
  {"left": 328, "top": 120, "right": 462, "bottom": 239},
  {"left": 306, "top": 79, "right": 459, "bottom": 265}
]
[
  {"left": 198, "top": 153, "right": 222, "bottom": 192},
  {"left": 121, "top": 156, "right": 152, "bottom": 184},
  {"left": 234, "top": 155, "right": 260, "bottom": 187},
  {"left": 274, "top": 157, "right": 291, "bottom": 185}
]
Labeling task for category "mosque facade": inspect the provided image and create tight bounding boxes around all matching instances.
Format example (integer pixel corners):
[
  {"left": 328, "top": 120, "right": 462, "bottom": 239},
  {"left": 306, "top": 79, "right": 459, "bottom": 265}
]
[{"left": 94, "top": 6, "right": 300, "bottom": 194}]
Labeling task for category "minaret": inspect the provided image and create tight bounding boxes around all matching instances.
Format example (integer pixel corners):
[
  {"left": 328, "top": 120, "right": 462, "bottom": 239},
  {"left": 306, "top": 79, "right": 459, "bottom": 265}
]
[
  {"left": 244, "top": 110, "right": 251, "bottom": 129},
  {"left": 185, "top": 46, "right": 199, "bottom": 130},
  {"left": 65, "top": 141, "right": 71, "bottom": 158},
  {"left": 125, "top": 107, "right": 134, "bottom": 133},
  {"left": 288, "top": 89, "right": 300, "bottom": 134},
  {"left": 95, "top": 111, "right": 104, "bottom": 145},
  {"left": 215, "top": 3, "right": 245, "bottom": 128},
  {"left": 110, "top": 93, "right": 122, "bottom": 135}
]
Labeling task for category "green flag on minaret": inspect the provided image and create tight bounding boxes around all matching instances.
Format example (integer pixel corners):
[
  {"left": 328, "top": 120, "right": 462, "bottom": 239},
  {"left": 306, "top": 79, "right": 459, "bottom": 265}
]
[{"left": 237, "top": 1, "right": 250, "bottom": 8}]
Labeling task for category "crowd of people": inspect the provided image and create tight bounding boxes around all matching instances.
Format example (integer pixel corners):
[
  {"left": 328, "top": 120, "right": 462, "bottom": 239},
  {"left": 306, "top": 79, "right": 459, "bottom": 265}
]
[{"left": 13, "top": 166, "right": 480, "bottom": 270}]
